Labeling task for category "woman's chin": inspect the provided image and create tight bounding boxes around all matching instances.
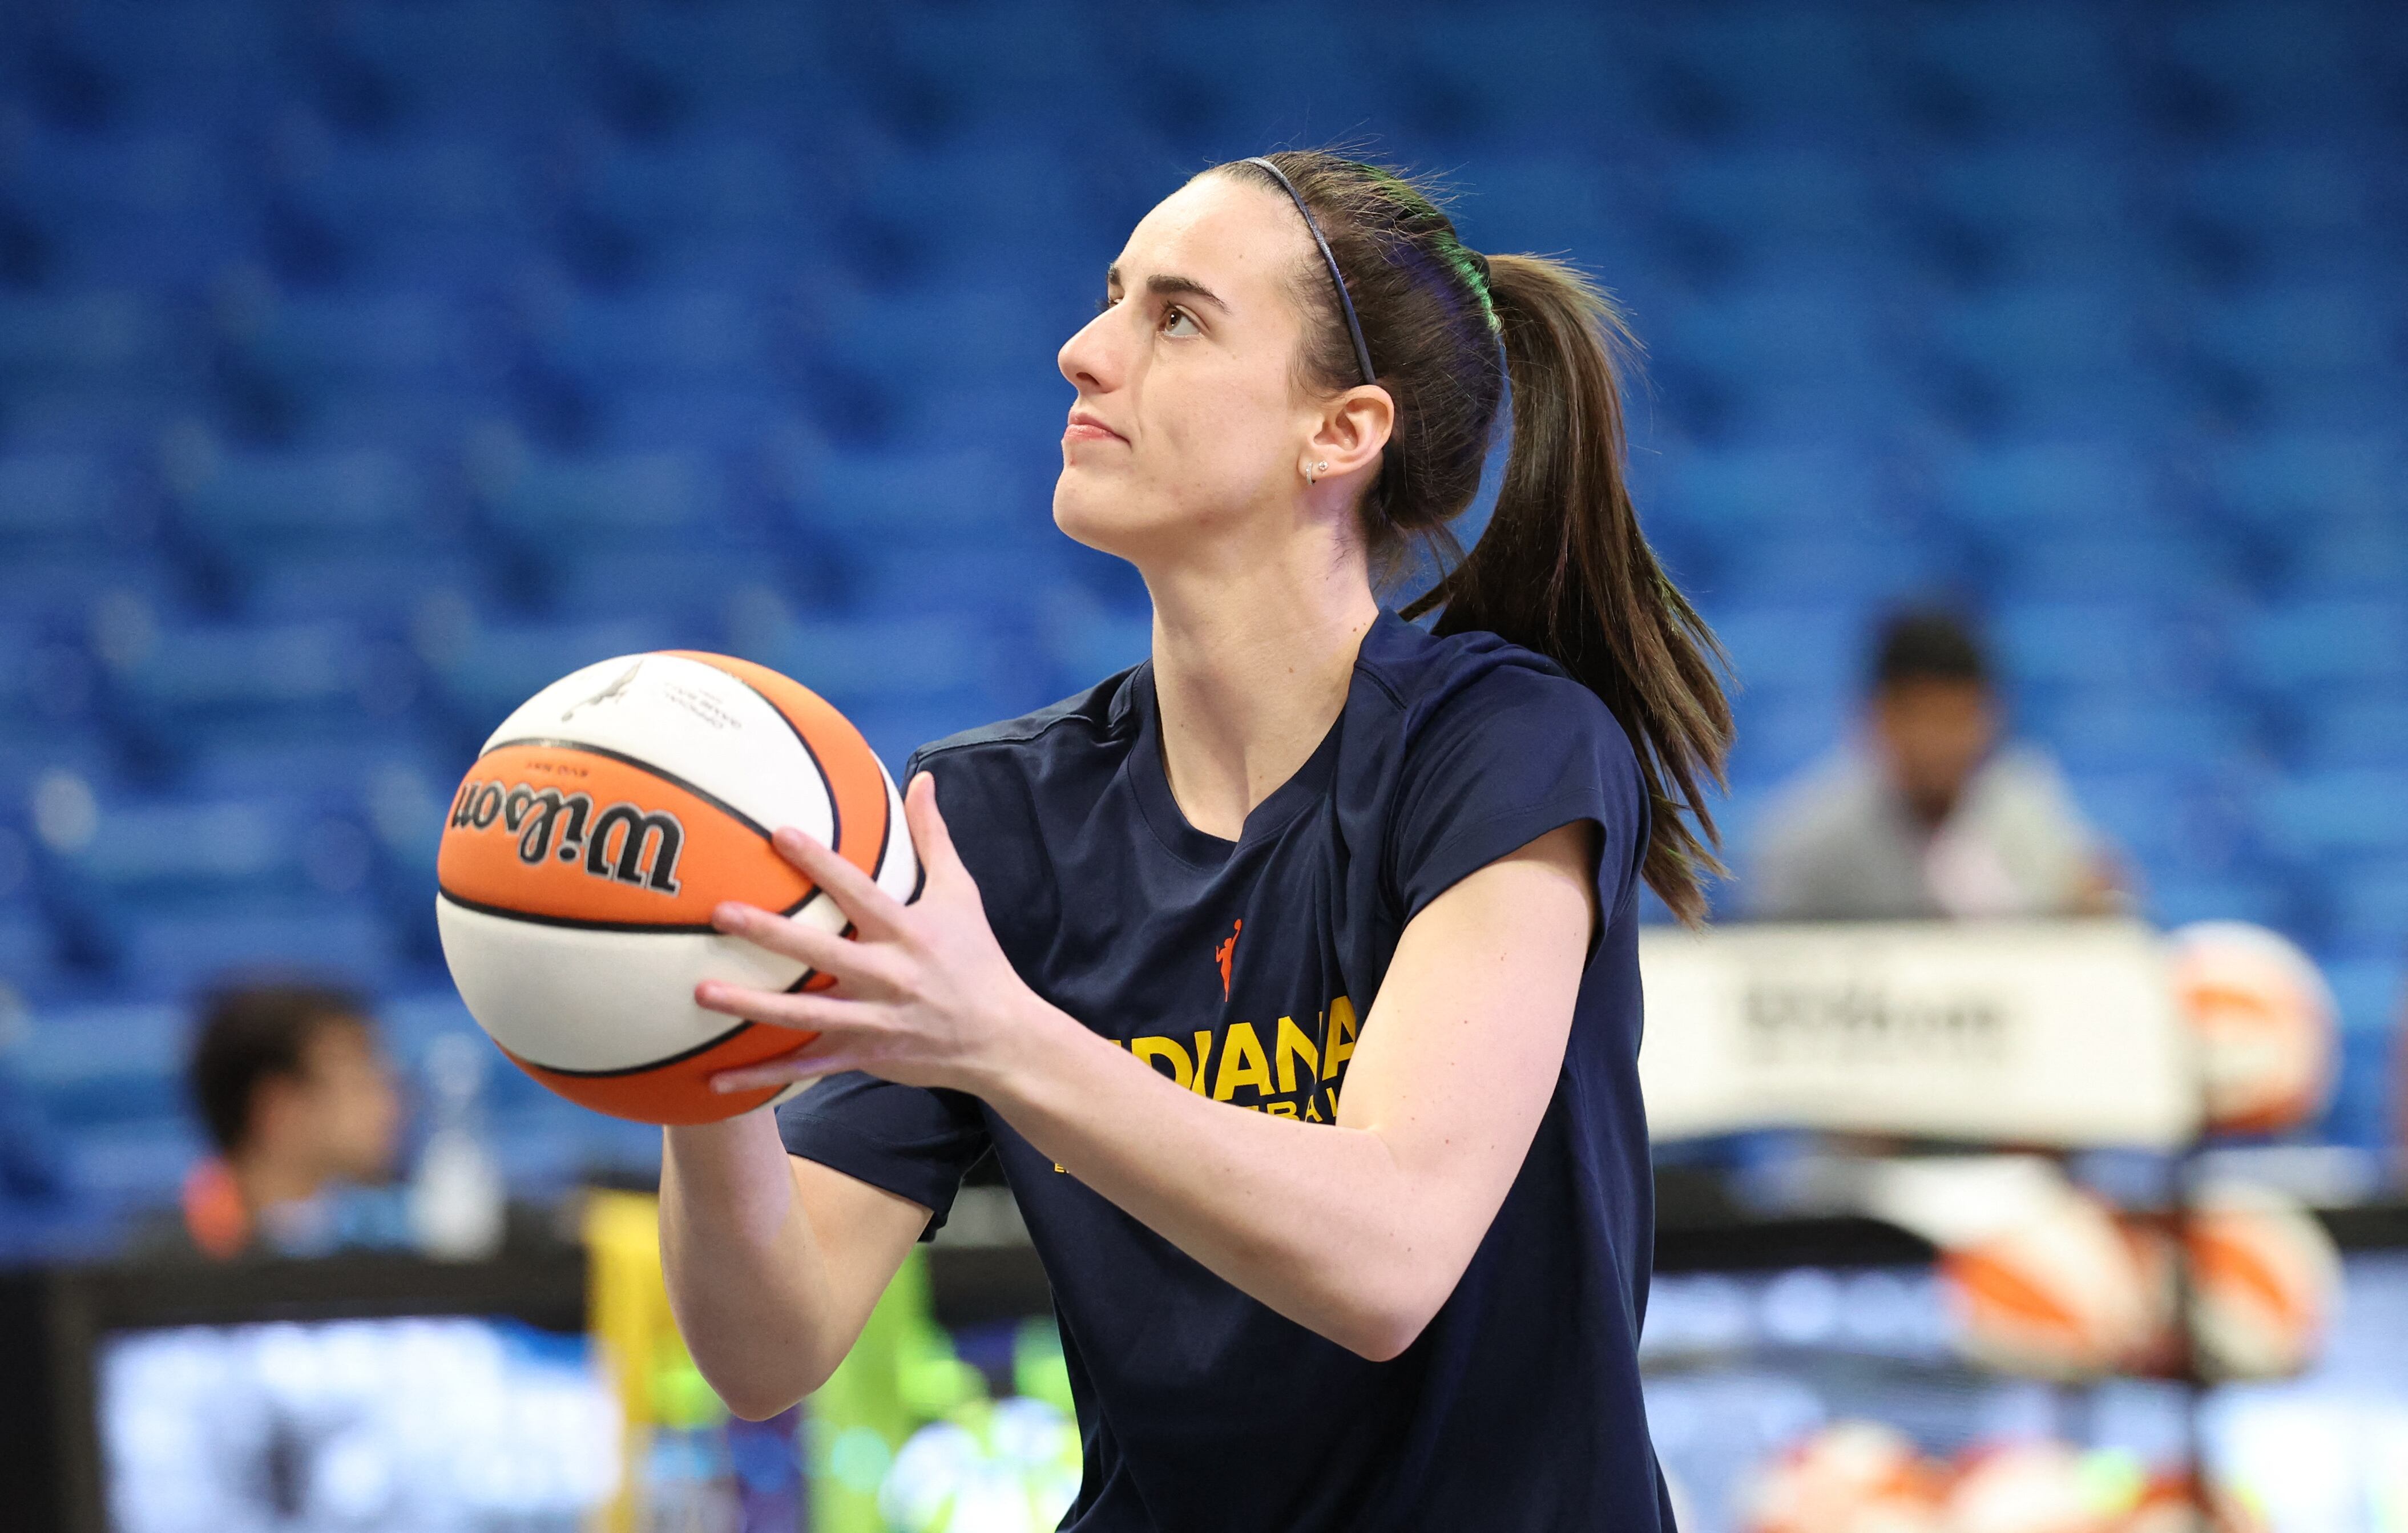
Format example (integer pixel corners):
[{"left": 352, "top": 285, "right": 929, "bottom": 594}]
[{"left": 1052, "top": 481, "right": 1139, "bottom": 555}]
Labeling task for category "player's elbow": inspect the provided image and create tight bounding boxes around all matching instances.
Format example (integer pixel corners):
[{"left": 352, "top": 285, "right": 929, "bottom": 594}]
[
  {"left": 1336, "top": 1296, "right": 1440, "bottom": 1363},
  {"left": 692, "top": 1344, "right": 832, "bottom": 1423},
  {"left": 1328, "top": 1269, "right": 1453, "bottom": 1362}
]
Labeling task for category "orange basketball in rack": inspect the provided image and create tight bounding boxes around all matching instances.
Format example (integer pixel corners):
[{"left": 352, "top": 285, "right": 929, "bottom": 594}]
[{"left": 434, "top": 651, "right": 918, "bottom": 1124}]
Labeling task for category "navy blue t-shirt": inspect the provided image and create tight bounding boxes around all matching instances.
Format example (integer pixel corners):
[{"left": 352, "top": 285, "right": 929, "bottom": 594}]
[{"left": 778, "top": 610, "right": 1671, "bottom": 1532}]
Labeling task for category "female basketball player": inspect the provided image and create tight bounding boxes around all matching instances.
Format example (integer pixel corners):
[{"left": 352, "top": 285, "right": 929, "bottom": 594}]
[{"left": 658, "top": 151, "right": 1731, "bottom": 1530}]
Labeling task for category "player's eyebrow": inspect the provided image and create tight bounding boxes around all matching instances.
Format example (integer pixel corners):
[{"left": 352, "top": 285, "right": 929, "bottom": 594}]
[{"left": 1105, "top": 264, "right": 1231, "bottom": 314}]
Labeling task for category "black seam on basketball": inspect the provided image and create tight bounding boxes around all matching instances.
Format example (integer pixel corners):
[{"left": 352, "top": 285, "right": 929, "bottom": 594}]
[
  {"left": 439, "top": 886, "right": 719, "bottom": 933},
  {"left": 709, "top": 668, "right": 848, "bottom": 860},
  {"left": 515, "top": 1019, "right": 761, "bottom": 1078},
  {"left": 483, "top": 736, "right": 775, "bottom": 841},
  {"left": 439, "top": 886, "right": 825, "bottom": 931},
  {"left": 781, "top": 900, "right": 853, "bottom": 993}
]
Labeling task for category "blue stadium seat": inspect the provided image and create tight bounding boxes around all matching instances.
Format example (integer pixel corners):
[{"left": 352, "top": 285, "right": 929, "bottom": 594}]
[
  {"left": 226, "top": 289, "right": 487, "bottom": 394},
  {"left": 1702, "top": 606, "right": 1869, "bottom": 700},
  {"left": 101, "top": 615, "right": 402, "bottom": 761},
  {"left": 2146, "top": 874, "right": 2296, "bottom": 933},
  {"left": 1652, "top": 5, "right": 1884, "bottom": 134},
  {"left": 2326, "top": 867, "right": 2408, "bottom": 962},
  {"left": 2, "top": 130, "right": 248, "bottom": 285},
  {"left": 2067, "top": 771, "right": 2248, "bottom": 876},
  {"left": 1663, "top": 150, "right": 1878, "bottom": 248},
  {"left": 1898, "top": 5, "right": 2133, "bottom": 130},
  {"left": 172, "top": 444, "right": 431, "bottom": 563},
  {"left": 1927, "top": 281, "right": 2144, "bottom": 390},
  {"left": 1933, "top": 442, "right": 2160, "bottom": 539},
  {"left": 2171, "top": 150, "right": 2376, "bottom": 264},
  {"left": 0, "top": 909, "right": 71, "bottom": 1001},
  {"left": 799, "top": 446, "right": 1048, "bottom": 543},
  {"left": 281, "top": 132, "right": 530, "bottom": 253},
  {"left": 475, "top": 444, "right": 720, "bottom": 550},
  {"left": 2233, "top": 599, "right": 2408, "bottom": 694},
  {"left": 116, "top": 903, "right": 400, "bottom": 999},
  {"left": 2281, "top": 519, "right": 2408, "bottom": 602},
  {"left": 0, "top": 451, "right": 124, "bottom": 556},
  {"left": 537, "top": 544, "right": 779, "bottom": 628},
  {"left": 2190, "top": 283, "right": 2398, "bottom": 417},
  {"left": 1655, "top": 285, "right": 1888, "bottom": 396},
  {"left": 1725, "top": 692, "right": 1848, "bottom": 796},
  {"left": 2296, "top": 699, "right": 2408, "bottom": 772},
  {"left": 1656, "top": 445, "right": 1895, "bottom": 542},
  {"left": 2256, "top": 769, "right": 2408, "bottom": 864},
  {"left": 2208, "top": 430, "right": 2399, "bottom": 538},
  {"left": 0, "top": 289, "right": 174, "bottom": 383},
  {"left": 2024, "top": 695, "right": 2248, "bottom": 776},
  {"left": 12, "top": 1001, "right": 191, "bottom": 1146},
  {"left": 40, "top": 788, "right": 356, "bottom": 913},
  {"left": 239, "top": 549, "right": 506, "bottom": 625},
  {"left": 1991, "top": 600, "right": 2211, "bottom": 695},
  {"left": 607, "top": 2, "right": 832, "bottom": 113},
  {"left": 2163, "top": 1, "right": 2377, "bottom": 130},
  {"left": 534, "top": 285, "right": 775, "bottom": 388}
]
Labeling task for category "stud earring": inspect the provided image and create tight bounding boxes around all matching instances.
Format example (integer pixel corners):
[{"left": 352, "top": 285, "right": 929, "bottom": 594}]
[{"left": 1304, "top": 460, "right": 1329, "bottom": 485}]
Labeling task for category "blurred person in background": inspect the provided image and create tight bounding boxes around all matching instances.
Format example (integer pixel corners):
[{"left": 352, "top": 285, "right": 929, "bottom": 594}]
[
  {"left": 160, "top": 980, "right": 404, "bottom": 1260},
  {"left": 1750, "top": 607, "right": 2120, "bottom": 922}
]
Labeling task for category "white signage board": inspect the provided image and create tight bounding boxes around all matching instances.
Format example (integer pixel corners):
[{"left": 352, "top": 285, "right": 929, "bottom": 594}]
[{"left": 1637, "top": 920, "right": 2199, "bottom": 1149}]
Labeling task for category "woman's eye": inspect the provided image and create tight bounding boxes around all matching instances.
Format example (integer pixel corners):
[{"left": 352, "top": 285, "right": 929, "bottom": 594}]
[
  {"left": 1161, "top": 307, "right": 1200, "bottom": 337},
  {"left": 1096, "top": 292, "right": 1119, "bottom": 314}
]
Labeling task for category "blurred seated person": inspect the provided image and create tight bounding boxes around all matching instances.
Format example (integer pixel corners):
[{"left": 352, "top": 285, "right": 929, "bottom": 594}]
[
  {"left": 168, "top": 981, "right": 404, "bottom": 1260},
  {"left": 1749, "top": 607, "right": 2121, "bottom": 921}
]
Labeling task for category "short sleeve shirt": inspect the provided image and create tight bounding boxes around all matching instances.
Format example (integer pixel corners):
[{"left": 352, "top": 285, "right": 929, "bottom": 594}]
[{"left": 778, "top": 610, "right": 1671, "bottom": 1532}]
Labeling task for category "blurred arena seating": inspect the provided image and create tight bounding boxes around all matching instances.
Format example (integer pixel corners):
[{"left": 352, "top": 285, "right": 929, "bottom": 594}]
[{"left": 0, "top": 0, "right": 2401, "bottom": 1229}]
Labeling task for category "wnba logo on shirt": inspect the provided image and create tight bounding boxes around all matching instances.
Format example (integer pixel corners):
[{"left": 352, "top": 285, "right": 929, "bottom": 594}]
[
  {"left": 1120, "top": 995, "right": 1359, "bottom": 1123},
  {"left": 1214, "top": 919, "right": 1242, "bottom": 1002}
]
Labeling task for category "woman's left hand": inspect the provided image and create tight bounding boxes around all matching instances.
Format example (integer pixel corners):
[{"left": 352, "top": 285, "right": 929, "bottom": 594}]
[{"left": 697, "top": 773, "right": 1046, "bottom": 1096}]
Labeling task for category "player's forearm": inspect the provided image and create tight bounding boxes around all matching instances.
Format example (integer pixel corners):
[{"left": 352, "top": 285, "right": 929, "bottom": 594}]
[
  {"left": 975, "top": 999, "right": 1451, "bottom": 1360},
  {"left": 658, "top": 1114, "right": 839, "bottom": 1415}
]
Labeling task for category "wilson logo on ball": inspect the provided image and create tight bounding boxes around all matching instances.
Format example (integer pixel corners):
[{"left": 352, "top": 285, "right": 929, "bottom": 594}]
[{"left": 448, "top": 777, "right": 687, "bottom": 894}]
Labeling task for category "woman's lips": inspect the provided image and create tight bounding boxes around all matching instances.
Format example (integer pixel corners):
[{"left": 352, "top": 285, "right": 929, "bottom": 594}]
[{"left": 1064, "top": 412, "right": 1124, "bottom": 443}]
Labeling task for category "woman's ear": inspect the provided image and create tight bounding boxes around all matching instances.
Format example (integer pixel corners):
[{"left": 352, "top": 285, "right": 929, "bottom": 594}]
[{"left": 1306, "top": 385, "right": 1394, "bottom": 483}]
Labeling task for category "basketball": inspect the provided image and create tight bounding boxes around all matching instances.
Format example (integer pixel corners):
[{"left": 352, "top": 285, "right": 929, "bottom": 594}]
[
  {"left": 2167, "top": 922, "right": 2339, "bottom": 1136},
  {"left": 2182, "top": 1184, "right": 2344, "bottom": 1381},
  {"left": 434, "top": 651, "right": 918, "bottom": 1125},
  {"left": 1742, "top": 1421, "right": 1942, "bottom": 1533},
  {"left": 1943, "top": 1442, "right": 2124, "bottom": 1533},
  {"left": 1938, "top": 1190, "right": 2158, "bottom": 1381}
]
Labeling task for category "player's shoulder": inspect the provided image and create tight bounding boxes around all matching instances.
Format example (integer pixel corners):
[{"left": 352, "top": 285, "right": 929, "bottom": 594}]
[
  {"left": 1355, "top": 611, "right": 1631, "bottom": 760},
  {"left": 907, "top": 665, "right": 1144, "bottom": 781}
]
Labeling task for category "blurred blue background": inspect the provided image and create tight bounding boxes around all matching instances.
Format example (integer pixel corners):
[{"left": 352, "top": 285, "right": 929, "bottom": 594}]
[{"left": 0, "top": 0, "right": 2401, "bottom": 1246}]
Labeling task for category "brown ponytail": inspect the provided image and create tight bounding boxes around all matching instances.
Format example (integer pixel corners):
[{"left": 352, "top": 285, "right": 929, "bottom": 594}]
[{"left": 1219, "top": 152, "right": 1734, "bottom": 923}]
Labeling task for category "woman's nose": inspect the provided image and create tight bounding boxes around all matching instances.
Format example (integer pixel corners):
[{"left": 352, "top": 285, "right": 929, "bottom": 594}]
[{"left": 1058, "top": 308, "right": 1116, "bottom": 392}]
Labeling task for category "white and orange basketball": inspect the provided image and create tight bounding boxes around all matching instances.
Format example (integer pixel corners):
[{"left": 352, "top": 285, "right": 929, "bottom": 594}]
[
  {"left": 434, "top": 651, "right": 917, "bottom": 1124},
  {"left": 2182, "top": 1184, "right": 2342, "bottom": 1381},
  {"left": 1943, "top": 1442, "right": 2128, "bottom": 1533},
  {"left": 1938, "top": 1191, "right": 2158, "bottom": 1380},
  {"left": 2120, "top": 1474, "right": 2266, "bottom": 1533},
  {"left": 2167, "top": 922, "right": 2338, "bottom": 1135},
  {"left": 1743, "top": 1421, "right": 1944, "bottom": 1533}
]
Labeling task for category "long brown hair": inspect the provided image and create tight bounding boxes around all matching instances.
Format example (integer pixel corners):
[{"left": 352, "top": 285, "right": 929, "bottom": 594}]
[{"left": 1219, "top": 151, "right": 1733, "bottom": 923}]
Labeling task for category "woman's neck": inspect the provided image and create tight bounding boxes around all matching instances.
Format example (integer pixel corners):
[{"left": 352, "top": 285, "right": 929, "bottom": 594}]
[{"left": 1143, "top": 534, "right": 1379, "bottom": 842}]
